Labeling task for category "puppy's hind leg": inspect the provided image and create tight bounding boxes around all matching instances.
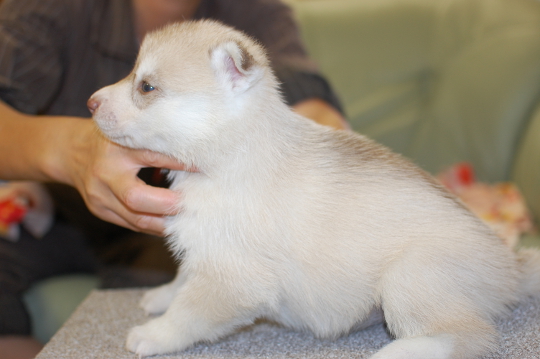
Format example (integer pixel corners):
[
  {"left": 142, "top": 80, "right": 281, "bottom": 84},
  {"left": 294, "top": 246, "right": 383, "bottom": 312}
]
[
  {"left": 374, "top": 300, "right": 497, "bottom": 359},
  {"left": 374, "top": 260, "right": 499, "bottom": 359},
  {"left": 370, "top": 323, "right": 496, "bottom": 359}
]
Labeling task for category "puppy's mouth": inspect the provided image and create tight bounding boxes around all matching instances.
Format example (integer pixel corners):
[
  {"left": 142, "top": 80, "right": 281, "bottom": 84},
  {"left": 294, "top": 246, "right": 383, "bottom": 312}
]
[
  {"left": 105, "top": 133, "right": 128, "bottom": 142},
  {"left": 100, "top": 131, "right": 136, "bottom": 149},
  {"left": 93, "top": 118, "right": 134, "bottom": 148}
]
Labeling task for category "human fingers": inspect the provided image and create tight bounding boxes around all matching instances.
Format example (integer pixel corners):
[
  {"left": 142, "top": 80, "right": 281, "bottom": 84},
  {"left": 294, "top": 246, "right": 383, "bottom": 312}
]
[
  {"left": 78, "top": 168, "right": 171, "bottom": 235},
  {"left": 79, "top": 151, "right": 178, "bottom": 234},
  {"left": 94, "top": 204, "right": 167, "bottom": 236},
  {"left": 109, "top": 175, "right": 182, "bottom": 217},
  {"left": 132, "top": 149, "right": 198, "bottom": 173},
  {"left": 65, "top": 122, "right": 185, "bottom": 234}
]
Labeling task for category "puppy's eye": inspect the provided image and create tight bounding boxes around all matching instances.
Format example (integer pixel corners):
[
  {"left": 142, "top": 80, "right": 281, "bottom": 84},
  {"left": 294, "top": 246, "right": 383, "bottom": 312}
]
[{"left": 141, "top": 81, "right": 155, "bottom": 93}]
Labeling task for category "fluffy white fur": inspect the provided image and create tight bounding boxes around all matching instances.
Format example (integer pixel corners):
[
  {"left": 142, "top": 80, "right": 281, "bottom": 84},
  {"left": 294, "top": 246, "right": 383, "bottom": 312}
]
[{"left": 89, "top": 20, "right": 540, "bottom": 359}]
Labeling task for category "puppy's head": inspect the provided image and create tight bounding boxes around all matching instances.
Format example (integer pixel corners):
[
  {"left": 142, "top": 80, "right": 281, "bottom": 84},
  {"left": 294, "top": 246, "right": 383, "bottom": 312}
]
[{"left": 88, "top": 20, "right": 271, "bottom": 161}]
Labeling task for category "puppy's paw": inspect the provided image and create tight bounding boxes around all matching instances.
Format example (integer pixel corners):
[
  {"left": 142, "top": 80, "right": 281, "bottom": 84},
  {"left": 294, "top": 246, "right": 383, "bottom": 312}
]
[
  {"left": 126, "top": 325, "right": 160, "bottom": 358},
  {"left": 370, "top": 336, "right": 454, "bottom": 359},
  {"left": 126, "top": 319, "right": 185, "bottom": 357},
  {"left": 140, "top": 285, "right": 177, "bottom": 315}
]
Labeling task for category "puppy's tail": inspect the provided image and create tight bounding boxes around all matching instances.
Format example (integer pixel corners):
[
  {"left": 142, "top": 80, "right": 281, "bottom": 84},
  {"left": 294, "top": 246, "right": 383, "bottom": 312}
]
[{"left": 516, "top": 247, "right": 540, "bottom": 298}]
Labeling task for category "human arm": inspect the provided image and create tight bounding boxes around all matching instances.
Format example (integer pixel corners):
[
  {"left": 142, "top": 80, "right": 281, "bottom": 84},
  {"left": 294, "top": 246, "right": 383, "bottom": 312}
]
[
  {"left": 292, "top": 98, "right": 349, "bottom": 130},
  {"left": 0, "top": 100, "right": 187, "bottom": 236}
]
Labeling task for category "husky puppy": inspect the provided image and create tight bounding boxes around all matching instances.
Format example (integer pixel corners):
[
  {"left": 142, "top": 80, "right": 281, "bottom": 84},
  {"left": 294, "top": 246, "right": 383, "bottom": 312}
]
[{"left": 89, "top": 20, "right": 540, "bottom": 359}]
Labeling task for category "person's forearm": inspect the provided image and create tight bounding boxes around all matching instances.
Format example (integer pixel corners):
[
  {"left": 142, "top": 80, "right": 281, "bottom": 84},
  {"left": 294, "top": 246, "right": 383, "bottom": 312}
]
[
  {"left": 292, "top": 98, "right": 349, "bottom": 131},
  {"left": 0, "top": 100, "right": 80, "bottom": 183}
]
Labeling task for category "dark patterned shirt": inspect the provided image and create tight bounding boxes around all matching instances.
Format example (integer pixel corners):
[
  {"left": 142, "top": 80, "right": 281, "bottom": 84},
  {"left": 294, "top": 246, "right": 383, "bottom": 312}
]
[{"left": 0, "top": 0, "right": 342, "bottom": 118}]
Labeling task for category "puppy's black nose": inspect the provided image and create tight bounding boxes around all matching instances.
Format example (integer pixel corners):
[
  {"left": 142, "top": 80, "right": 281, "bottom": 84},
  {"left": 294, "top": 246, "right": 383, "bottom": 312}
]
[{"left": 87, "top": 97, "right": 100, "bottom": 114}]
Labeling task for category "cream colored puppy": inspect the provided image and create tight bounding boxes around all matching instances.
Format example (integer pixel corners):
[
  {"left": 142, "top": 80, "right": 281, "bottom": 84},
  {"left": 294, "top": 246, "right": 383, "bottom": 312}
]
[{"left": 89, "top": 20, "right": 540, "bottom": 359}]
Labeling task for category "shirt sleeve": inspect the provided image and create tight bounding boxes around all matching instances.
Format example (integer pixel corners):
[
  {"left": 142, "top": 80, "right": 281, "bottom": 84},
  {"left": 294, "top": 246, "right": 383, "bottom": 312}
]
[
  {"left": 0, "top": 0, "right": 68, "bottom": 114},
  {"left": 204, "top": 0, "right": 344, "bottom": 114}
]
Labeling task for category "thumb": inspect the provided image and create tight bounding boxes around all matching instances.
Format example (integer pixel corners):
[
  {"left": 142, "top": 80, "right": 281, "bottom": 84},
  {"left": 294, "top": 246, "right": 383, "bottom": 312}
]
[{"left": 134, "top": 149, "right": 198, "bottom": 172}]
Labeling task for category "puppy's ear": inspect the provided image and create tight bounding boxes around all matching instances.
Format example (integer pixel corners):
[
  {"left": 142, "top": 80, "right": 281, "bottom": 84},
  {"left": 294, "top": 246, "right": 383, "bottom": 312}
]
[{"left": 210, "top": 41, "right": 262, "bottom": 94}]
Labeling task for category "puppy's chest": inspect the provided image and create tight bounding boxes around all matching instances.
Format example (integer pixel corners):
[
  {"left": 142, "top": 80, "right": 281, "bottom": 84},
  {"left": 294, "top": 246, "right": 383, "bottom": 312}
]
[
  {"left": 172, "top": 175, "right": 244, "bottom": 213},
  {"left": 166, "top": 176, "right": 278, "bottom": 248}
]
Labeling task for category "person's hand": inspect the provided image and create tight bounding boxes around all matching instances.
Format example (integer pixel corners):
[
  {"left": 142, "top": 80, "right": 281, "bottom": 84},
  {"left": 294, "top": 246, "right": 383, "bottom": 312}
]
[
  {"left": 59, "top": 120, "right": 192, "bottom": 236},
  {"left": 0, "top": 101, "right": 191, "bottom": 236}
]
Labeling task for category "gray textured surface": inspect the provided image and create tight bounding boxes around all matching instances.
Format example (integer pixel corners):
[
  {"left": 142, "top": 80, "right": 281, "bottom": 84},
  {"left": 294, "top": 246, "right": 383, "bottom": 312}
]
[{"left": 36, "top": 289, "right": 540, "bottom": 359}]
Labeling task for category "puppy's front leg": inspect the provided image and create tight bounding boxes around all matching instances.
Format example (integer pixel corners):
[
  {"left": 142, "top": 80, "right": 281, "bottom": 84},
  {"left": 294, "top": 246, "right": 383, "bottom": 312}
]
[
  {"left": 127, "top": 277, "right": 259, "bottom": 357},
  {"left": 140, "top": 269, "right": 187, "bottom": 315}
]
